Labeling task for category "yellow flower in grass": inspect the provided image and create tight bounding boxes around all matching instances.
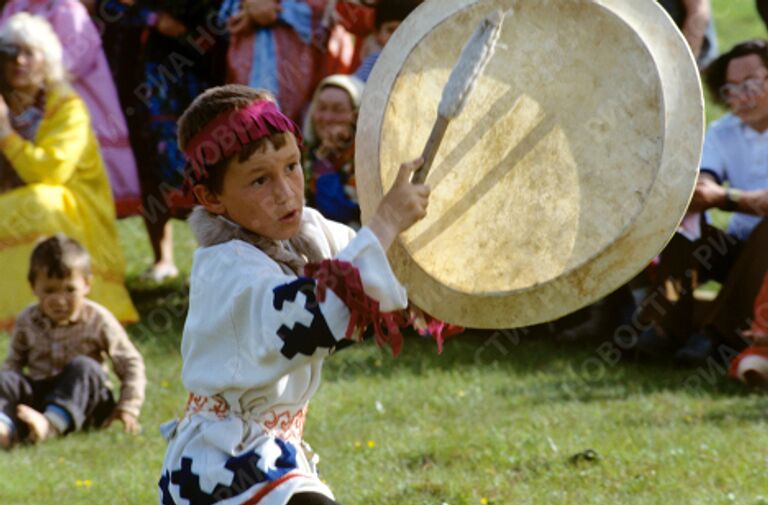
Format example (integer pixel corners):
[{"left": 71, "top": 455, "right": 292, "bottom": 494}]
[
  {"left": 367, "top": 440, "right": 376, "bottom": 448},
  {"left": 75, "top": 479, "right": 93, "bottom": 488},
  {"left": 480, "top": 498, "right": 489, "bottom": 505},
  {"left": 354, "top": 441, "right": 362, "bottom": 449}
]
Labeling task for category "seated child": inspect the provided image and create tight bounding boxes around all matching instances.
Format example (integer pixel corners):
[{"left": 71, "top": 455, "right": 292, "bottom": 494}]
[
  {"left": 158, "top": 85, "right": 430, "bottom": 504},
  {"left": 0, "top": 234, "right": 146, "bottom": 449},
  {"left": 354, "top": 0, "right": 423, "bottom": 82},
  {"left": 730, "top": 272, "right": 768, "bottom": 387}
]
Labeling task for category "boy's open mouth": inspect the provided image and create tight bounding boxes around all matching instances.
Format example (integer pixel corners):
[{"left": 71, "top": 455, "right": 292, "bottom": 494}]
[{"left": 280, "top": 210, "right": 299, "bottom": 222}]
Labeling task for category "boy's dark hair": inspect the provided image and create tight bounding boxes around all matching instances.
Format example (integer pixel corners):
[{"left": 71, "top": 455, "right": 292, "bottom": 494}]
[
  {"left": 704, "top": 39, "right": 768, "bottom": 106},
  {"left": 28, "top": 234, "right": 92, "bottom": 284},
  {"left": 374, "top": 0, "right": 422, "bottom": 29},
  {"left": 178, "top": 84, "right": 288, "bottom": 195}
]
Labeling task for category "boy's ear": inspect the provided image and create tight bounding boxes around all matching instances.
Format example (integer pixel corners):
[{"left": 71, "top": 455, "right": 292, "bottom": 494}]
[
  {"left": 83, "top": 275, "right": 93, "bottom": 295},
  {"left": 192, "top": 184, "right": 226, "bottom": 215}
]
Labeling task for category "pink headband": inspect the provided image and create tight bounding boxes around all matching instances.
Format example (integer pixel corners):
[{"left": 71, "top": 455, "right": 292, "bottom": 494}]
[{"left": 184, "top": 99, "right": 302, "bottom": 185}]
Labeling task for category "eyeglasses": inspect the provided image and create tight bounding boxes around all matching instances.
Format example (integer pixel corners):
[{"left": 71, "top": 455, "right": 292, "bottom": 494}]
[
  {"left": 720, "top": 76, "right": 768, "bottom": 102},
  {"left": 0, "top": 43, "right": 19, "bottom": 59}
]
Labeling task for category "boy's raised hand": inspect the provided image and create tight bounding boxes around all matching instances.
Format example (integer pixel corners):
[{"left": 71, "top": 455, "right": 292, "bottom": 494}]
[
  {"left": 368, "top": 158, "right": 430, "bottom": 250},
  {"left": 103, "top": 409, "right": 141, "bottom": 435}
]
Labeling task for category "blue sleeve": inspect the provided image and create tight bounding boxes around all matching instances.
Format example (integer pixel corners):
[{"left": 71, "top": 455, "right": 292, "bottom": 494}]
[{"left": 700, "top": 125, "right": 727, "bottom": 184}]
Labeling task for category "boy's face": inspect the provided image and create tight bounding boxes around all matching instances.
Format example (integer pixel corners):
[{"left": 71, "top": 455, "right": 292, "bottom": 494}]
[
  {"left": 197, "top": 133, "right": 305, "bottom": 241},
  {"left": 32, "top": 270, "right": 91, "bottom": 326},
  {"left": 376, "top": 20, "right": 401, "bottom": 47}
]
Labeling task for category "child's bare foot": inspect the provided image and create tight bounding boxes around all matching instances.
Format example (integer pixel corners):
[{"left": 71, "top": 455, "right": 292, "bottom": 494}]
[
  {"left": 16, "top": 405, "right": 54, "bottom": 443},
  {"left": 0, "top": 421, "right": 12, "bottom": 449}
]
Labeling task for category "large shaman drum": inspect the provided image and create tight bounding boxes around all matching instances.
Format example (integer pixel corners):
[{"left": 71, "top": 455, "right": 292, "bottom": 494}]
[{"left": 356, "top": 0, "right": 704, "bottom": 328}]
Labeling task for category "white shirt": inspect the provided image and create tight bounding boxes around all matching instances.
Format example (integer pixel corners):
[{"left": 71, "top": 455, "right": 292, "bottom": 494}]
[
  {"left": 701, "top": 113, "right": 768, "bottom": 240},
  {"left": 160, "top": 208, "right": 409, "bottom": 505}
]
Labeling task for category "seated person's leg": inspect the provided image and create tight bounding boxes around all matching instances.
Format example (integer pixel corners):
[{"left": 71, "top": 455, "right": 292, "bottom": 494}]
[
  {"left": 675, "top": 221, "right": 768, "bottom": 365},
  {"left": 699, "top": 219, "right": 768, "bottom": 349},
  {"left": 640, "top": 224, "right": 741, "bottom": 357},
  {"left": 39, "top": 355, "right": 115, "bottom": 435},
  {"left": 640, "top": 233, "right": 700, "bottom": 344},
  {"left": 0, "top": 370, "right": 34, "bottom": 448}
]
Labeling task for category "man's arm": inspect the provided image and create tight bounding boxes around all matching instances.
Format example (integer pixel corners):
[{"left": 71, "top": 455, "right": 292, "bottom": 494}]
[
  {"left": 689, "top": 172, "right": 725, "bottom": 213},
  {"left": 691, "top": 172, "right": 768, "bottom": 215},
  {"left": 727, "top": 187, "right": 768, "bottom": 216},
  {"left": 681, "top": 0, "right": 710, "bottom": 59}
]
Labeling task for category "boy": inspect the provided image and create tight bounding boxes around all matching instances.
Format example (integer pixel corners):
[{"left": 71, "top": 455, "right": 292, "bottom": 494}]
[
  {"left": 159, "top": 85, "right": 428, "bottom": 504},
  {"left": 354, "top": 0, "right": 423, "bottom": 82},
  {"left": 0, "top": 234, "right": 146, "bottom": 448}
]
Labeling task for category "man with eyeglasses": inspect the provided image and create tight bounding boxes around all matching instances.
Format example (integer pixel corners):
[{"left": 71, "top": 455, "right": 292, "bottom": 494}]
[{"left": 637, "top": 40, "right": 768, "bottom": 367}]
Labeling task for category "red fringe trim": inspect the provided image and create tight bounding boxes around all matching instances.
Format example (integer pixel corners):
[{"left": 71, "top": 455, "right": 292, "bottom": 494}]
[
  {"left": 417, "top": 318, "right": 464, "bottom": 354},
  {"left": 304, "top": 260, "right": 462, "bottom": 356}
]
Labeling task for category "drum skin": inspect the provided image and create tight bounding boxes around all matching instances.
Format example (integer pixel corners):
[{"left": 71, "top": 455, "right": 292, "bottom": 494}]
[{"left": 356, "top": 0, "right": 703, "bottom": 328}]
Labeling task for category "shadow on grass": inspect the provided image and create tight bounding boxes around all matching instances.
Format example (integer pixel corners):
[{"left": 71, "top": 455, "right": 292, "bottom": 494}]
[
  {"left": 701, "top": 396, "right": 768, "bottom": 424},
  {"left": 324, "top": 329, "right": 762, "bottom": 405},
  {"left": 122, "top": 277, "right": 763, "bottom": 406}
]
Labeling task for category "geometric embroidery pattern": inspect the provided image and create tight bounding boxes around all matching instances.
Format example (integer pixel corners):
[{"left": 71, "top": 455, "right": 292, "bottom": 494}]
[
  {"left": 159, "top": 438, "right": 298, "bottom": 504},
  {"left": 272, "top": 278, "right": 338, "bottom": 359}
]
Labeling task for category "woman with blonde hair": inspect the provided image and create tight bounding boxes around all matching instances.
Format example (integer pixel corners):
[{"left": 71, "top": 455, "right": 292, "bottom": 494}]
[
  {"left": 0, "top": 13, "right": 138, "bottom": 328},
  {"left": 1, "top": 0, "right": 141, "bottom": 216}
]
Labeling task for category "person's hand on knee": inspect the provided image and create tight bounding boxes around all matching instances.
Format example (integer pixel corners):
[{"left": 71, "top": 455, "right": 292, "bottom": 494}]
[{"left": 103, "top": 408, "right": 141, "bottom": 435}]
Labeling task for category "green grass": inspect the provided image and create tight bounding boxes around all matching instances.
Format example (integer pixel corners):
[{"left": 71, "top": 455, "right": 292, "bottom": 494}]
[{"left": 2, "top": 2, "right": 768, "bottom": 503}]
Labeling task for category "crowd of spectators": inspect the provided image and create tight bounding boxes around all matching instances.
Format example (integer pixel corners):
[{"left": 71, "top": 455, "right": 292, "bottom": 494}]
[{"left": 1, "top": 0, "right": 768, "bottom": 388}]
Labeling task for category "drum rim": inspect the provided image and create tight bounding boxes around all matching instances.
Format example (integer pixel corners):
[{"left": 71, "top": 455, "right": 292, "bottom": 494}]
[{"left": 356, "top": 0, "right": 703, "bottom": 328}]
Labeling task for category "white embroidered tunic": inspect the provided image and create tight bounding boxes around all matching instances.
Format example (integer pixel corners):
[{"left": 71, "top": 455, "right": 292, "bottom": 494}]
[{"left": 159, "top": 208, "right": 407, "bottom": 505}]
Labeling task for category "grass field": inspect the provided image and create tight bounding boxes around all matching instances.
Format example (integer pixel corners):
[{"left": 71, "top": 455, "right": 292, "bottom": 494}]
[{"left": 1, "top": 1, "right": 768, "bottom": 504}]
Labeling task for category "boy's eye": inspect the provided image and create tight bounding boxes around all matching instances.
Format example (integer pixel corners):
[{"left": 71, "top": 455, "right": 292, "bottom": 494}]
[
  {"left": 66, "top": 286, "right": 77, "bottom": 293},
  {"left": 286, "top": 163, "right": 299, "bottom": 172},
  {"left": 252, "top": 176, "right": 268, "bottom": 186}
]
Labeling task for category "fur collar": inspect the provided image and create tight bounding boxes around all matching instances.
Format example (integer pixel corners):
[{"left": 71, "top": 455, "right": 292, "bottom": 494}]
[
  {"left": 187, "top": 206, "right": 253, "bottom": 248},
  {"left": 187, "top": 206, "right": 324, "bottom": 273}
]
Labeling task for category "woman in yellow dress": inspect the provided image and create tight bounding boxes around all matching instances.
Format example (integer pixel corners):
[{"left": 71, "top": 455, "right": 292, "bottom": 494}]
[{"left": 0, "top": 13, "right": 137, "bottom": 328}]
